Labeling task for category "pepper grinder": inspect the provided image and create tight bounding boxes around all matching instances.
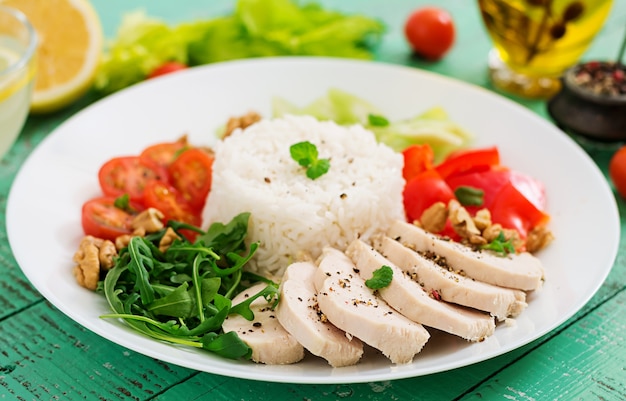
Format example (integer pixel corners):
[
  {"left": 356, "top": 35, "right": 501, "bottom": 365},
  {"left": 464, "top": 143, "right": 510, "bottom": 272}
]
[{"left": 547, "top": 26, "right": 626, "bottom": 142}]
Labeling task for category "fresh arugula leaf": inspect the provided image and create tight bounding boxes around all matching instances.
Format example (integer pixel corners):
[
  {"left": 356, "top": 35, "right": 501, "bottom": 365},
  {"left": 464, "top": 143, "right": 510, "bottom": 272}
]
[
  {"left": 454, "top": 186, "right": 484, "bottom": 206},
  {"left": 230, "top": 284, "right": 279, "bottom": 320},
  {"left": 365, "top": 265, "right": 393, "bottom": 289},
  {"left": 99, "top": 212, "right": 271, "bottom": 360},
  {"left": 290, "top": 141, "right": 330, "bottom": 180},
  {"left": 147, "top": 282, "right": 194, "bottom": 318}
]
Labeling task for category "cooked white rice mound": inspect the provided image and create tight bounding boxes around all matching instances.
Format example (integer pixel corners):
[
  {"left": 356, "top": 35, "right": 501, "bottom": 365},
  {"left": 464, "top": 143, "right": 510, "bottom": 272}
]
[{"left": 202, "top": 115, "right": 405, "bottom": 278}]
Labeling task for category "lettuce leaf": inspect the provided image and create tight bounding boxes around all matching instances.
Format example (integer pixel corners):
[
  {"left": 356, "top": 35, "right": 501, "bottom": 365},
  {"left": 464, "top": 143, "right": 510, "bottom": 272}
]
[
  {"left": 272, "top": 88, "right": 473, "bottom": 161},
  {"left": 94, "top": 0, "right": 385, "bottom": 95}
]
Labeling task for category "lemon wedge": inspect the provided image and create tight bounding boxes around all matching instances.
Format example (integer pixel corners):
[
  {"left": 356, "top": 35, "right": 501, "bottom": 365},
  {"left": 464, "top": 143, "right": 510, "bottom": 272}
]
[{"left": 1, "top": 0, "right": 103, "bottom": 114}]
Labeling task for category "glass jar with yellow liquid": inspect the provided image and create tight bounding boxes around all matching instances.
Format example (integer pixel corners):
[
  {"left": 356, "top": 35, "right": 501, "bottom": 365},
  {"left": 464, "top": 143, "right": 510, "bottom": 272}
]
[
  {"left": 0, "top": 5, "right": 36, "bottom": 160},
  {"left": 477, "top": 0, "right": 613, "bottom": 99}
]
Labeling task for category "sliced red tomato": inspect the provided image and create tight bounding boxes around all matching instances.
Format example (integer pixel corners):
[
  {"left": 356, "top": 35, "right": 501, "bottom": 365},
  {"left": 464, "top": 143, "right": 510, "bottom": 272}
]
[
  {"left": 435, "top": 146, "right": 500, "bottom": 179},
  {"left": 445, "top": 167, "right": 511, "bottom": 213},
  {"left": 403, "top": 169, "right": 455, "bottom": 224},
  {"left": 147, "top": 61, "right": 188, "bottom": 79},
  {"left": 168, "top": 148, "right": 214, "bottom": 211},
  {"left": 98, "top": 156, "right": 169, "bottom": 202},
  {"left": 402, "top": 144, "right": 434, "bottom": 182},
  {"left": 143, "top": 181, "right": 202, "bottom": 227},
  {"left": 139, "top": 136, "right": 189, "bottom": 168},
  {"left": 81, "top": 196, "right": 143, "bottom": 241},
  {"left": 490, "top": 182, "right": 550, "bottom": 238}
]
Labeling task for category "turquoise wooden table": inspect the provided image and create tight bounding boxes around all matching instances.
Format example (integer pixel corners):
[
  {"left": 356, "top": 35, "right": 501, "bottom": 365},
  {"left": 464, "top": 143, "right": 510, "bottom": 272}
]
[{"left": 2, "top": 1, "right": 626, "bottom": 400}]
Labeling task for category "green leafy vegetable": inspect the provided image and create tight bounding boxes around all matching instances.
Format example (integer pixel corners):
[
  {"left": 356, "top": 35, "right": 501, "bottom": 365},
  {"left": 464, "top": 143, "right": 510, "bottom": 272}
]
[
  {"left": 481, "top": 231, "right": 516, "bottom": 256},
  {"left": 290, "top": 141, "right": 330, "bottom": 180},
  {"left": 113, "top": 194, "right": 134, "bottom": 212},
  {"left": 100, "top": 212, "right": 275, "bottom": 360},
  {"left": 273, "top": 88, "right": 473, "bottom": 162},
  {"left": 368, "top": 114, "right": 390, "bottom": 127},
  {"left": 365, "top": 265, "right": 393, "bottom": 289},
  {"left": 95, "top": 0, "right": 385, "bottom": 95},
  {"left": 455, "top": 186, "right": 484, "bottom": 206}
]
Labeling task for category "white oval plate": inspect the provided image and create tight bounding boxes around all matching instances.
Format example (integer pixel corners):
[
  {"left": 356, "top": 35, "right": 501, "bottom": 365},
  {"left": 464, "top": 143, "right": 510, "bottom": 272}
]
[{"left": 7, "top": 57, "right": 619, "bottom": 384}]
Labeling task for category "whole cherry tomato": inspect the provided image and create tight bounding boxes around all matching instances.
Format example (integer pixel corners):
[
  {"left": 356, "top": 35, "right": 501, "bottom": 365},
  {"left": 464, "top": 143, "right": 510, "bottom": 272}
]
[
  {"left": 404, "top": 7, "right": 455, "bottom": 60},
  {"left": 609, "top": 145, "right": 626, "bottom": 200}
]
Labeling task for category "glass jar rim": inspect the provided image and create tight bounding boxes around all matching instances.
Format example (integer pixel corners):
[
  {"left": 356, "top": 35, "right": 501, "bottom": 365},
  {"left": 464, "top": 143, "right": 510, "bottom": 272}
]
[{"left": 0, "top": 5, "right": 37, "bottom": 78}]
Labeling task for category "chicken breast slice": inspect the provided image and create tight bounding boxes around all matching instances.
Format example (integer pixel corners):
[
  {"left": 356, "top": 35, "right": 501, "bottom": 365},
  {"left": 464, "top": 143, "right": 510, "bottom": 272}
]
[
  {"left": 387, "top": 220, "right": 545, "bottom": 291},
  {"left": 346, "top": 239, "right": 495, "bottom": 342},
  {"left": 314, "top": 247, "right": 430, "bottom": 364},
  {"left": 222, "top": 282, "right": 304, "bottom": 365},
  {"left": 375, "top": 236, "right": 527, "bottom": 320},
  {"left": 276, "top": 261, "right": 364, "bottom": 367}
]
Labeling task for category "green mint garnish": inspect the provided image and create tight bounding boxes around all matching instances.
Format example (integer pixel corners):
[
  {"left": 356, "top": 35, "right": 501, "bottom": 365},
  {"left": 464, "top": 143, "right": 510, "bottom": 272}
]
[
  {"left": 454, "top": 186, "right": 484, "bottom": 206},
  {"left": 365, "top": 265, "right": 393, "bottom": 289},
  {"left": 481, "top": 231, "right": 516, "bottom": 256},
  {"left": 367, "top": 113, "right": 390, "bottom": 127},
  {"left": 289, "top": 141, "right": 330, "bottom": 180}
]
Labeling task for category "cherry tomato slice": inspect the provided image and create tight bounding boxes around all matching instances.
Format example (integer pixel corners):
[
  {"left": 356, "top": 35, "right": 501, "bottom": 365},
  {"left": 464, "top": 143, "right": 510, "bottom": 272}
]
[
  {"left": 168, "top": 148, "right": 214, "bottom": 211},
  {"left": 403, "top": 169, "right": 455, "bottom": 225},
  {"left": 435, "top": 146, "right": 500, "bottom": 179},
  {"left": 139, "top": 136, "right": 189, "bottom": 168},
  {"left": 148, "top": 61, "right": 188, "bottom": 79},
  {"left": 98, "top": 156, "right": 169, "bottom": 202},
  {"left": 143, "top": 181, "right": 202, "bottom": 227},
  {"left": 402, "top": 144, "right": 434, "bottom": 182},
  {"left": 81, "top": 196, "right": 142, "bottom": 241}
]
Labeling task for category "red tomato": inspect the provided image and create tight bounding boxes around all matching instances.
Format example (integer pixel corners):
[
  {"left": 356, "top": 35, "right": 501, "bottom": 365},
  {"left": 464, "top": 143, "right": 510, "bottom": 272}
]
[
  {"left": 403, "top": 169, "right": 455, "bottom": 224},
  {"left": 404, "top": 7, "right": 455, "bottom": 60},
  {"left": 402, "top": 144, "right": 434, "bottom": 182},
  {"left": 142, "top": 181, "right": 202, "bottom": 228},
  {"left": 81, "top": 197, "right": 142, "bottom": 241},
  {"left": 435, "top": 146, "right": 500, "bottom": 179},
  {"left": 609, "top": 145, "right": 626, "bottom": 199},
  {"left": 168, "top": 148, "right": 214, "bottom": 211},
  {"left": 98, "top": 156, "right": 169, "bottom": 202},
  {"left": 490, "top": 182, "right": 550, "bottom": 238},
  {"left": 139, "top": 136, "right": 189, "bottom": 168},
  {"left": 148, "top": 61, "right": 187, "bottom": 79}
]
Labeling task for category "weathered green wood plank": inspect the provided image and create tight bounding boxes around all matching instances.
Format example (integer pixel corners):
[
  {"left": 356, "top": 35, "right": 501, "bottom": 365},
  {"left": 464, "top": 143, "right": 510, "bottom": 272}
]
[
  {"left": 0, "top": 1, "right": 625, "bottom": 400},
  {"left": 459, "top": 288, "right": 626, "bottom": 401},
  {"left": 0, "top": 301, "right": 195, "bottom": 400}
]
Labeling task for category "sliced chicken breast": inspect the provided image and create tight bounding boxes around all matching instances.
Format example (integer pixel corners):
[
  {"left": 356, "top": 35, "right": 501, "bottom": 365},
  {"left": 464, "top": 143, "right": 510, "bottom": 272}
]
[
  {"left": 387, "top": 220, "right": 544, "bottom": 291},
  {"left": 375, "top": 236, "right": 527, "bottom": 320},
  {"left": 277, "top": 261, "right": 364, "bottom": 367},
  {"left": 222, "top": 282, "right": 304, "bottom": 365},
  {"left": 314, "top": 247, "right": 430, "bottom": 364},
  {"left": 346, "top": 239, "right": 495, "bottom": 342}
]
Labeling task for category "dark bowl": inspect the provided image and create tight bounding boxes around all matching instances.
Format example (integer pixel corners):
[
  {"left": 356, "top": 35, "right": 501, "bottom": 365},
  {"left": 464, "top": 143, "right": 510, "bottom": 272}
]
[{"left": 547, "top": 62, "right": 626, "bottom": 142}]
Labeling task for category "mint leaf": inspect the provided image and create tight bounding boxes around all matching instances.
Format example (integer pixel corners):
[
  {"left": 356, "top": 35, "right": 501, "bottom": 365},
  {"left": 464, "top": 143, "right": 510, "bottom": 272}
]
[
  {"left": 367, "top": 113, "right": 389, "bottom": 127},
  {"left": 481, "top": 231, "right": 516, "bottom": 256},
  {"left": 290, "top": 141, "right": 330, "bottom": 180},
  {"left": 365, "top": 265, "right": 393, "bottom": 289},
  {"left": 454, "top": 186, "right": 484, "bottom": 206}
]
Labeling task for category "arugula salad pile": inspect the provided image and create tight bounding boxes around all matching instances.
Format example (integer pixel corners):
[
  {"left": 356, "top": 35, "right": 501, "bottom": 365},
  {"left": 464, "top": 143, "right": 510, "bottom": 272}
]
[{"left": 99, "top": 213, "right": 277, "bottom": 360}]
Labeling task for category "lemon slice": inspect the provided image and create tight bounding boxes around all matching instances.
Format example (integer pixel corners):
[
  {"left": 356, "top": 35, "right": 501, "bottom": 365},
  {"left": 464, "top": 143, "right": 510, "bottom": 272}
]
[
  {"left": 0, "top": 46, "right": 36, "bottom": 103},
  {"left": 1, "top": 0, "right": 103, "bottom": 114}
]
